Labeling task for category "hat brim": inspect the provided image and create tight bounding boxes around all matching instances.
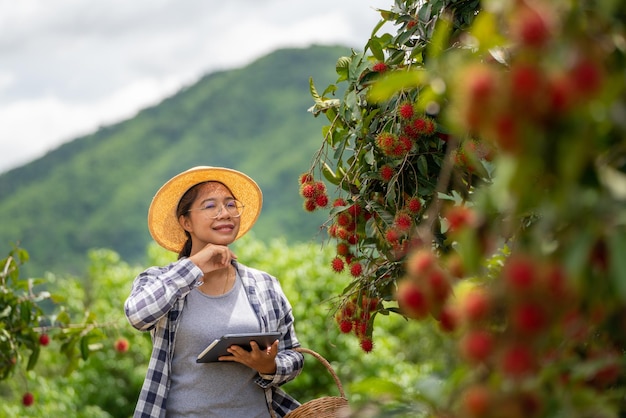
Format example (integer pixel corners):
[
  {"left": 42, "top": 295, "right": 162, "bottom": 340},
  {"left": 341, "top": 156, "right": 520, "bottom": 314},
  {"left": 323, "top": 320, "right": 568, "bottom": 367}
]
[{"left": 148, "top": 166, "right": 262, "bottom": 252}]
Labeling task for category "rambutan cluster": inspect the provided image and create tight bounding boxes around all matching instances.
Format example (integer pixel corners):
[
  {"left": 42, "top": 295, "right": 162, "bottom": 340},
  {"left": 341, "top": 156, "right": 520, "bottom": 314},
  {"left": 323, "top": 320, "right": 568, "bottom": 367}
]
[
  {"left": 453, "top": 1, "right": 604, "bottom": 155},
  {"left": 450, "top": 252, "right": 625, "bottom": 417},
  {"left": 396, "top": 249, "right": 453, "bottom": 322},
  {"left": 298, "top": 173, "right": 329, "bottom": 212},
  {"left": 455, "top": 255, "right": 578, "bottom": 374},
  {"left": 383, "top": 197, "right": 423, "bottom": 259},
  {"left": 334, "top": 292, "right": 379, "bottom": 353},
  {"left": 327, "top": 198, "right": 372, "bottom": 276},
  {"left": 374, "top": 132, "right": 413, "bottom": 158},
  {"left": 451, "top": 139, "right": 495, "bottom": 174}
]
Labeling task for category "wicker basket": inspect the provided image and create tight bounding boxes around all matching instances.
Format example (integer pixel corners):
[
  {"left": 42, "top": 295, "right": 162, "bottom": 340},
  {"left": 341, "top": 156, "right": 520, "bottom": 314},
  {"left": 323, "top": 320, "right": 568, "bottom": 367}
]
[{"left": 277, "top": 347, "right": 349, "bottom": 418}]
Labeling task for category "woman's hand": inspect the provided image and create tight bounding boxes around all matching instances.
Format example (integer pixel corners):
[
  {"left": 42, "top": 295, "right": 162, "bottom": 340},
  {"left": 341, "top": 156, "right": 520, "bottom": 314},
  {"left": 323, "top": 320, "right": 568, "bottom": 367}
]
[
  {"left": 220, "top": 340, "right": 279, "bottom": 375},
  {"left": 188, "top": 244, "right": 237, "bottom": 274}
]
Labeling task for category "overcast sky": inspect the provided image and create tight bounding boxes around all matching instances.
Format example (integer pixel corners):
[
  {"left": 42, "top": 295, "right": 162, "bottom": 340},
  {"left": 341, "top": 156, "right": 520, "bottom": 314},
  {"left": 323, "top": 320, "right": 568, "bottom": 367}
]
[{"left": 0, "top": 0, "right": 392, "bottom": 174}]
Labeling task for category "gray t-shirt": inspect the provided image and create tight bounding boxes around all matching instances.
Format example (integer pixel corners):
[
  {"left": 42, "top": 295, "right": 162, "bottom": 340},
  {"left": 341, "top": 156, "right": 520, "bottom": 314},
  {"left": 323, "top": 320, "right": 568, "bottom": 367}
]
[{"left": 166, "top": 272, "right": 270, "bottom": 418}]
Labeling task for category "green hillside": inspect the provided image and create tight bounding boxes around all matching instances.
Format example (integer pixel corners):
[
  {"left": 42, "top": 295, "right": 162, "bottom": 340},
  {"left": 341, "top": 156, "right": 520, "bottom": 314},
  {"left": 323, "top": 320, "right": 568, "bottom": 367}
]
[{"left": 0, "top": 45, "right": 349, "bottom": 276}]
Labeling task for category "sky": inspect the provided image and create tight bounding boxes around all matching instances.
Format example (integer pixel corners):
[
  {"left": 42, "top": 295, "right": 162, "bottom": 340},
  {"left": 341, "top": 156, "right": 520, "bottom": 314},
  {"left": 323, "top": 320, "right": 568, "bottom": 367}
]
[{"left": 0, "top": 0, "right": 393, "bottom": 174}]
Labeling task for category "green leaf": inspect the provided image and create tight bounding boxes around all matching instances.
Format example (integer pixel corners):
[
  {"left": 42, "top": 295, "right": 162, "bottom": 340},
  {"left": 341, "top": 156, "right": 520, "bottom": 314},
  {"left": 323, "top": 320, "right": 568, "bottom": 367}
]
[
  {"left": 469, "top": 11, "right": 505, "bottom": 53},
  {"left": 427, "top": 13, "right": 451, "bottom": 60},
  {"left": 26, "top": 344, "right": 40, "bottom": 371},
  {"left": 335, "top": 56, "right": 351, "bottom": 82},
  {"left": 80, "top": 335, "right": 91, "bottom": 361},
  {"left": 367, "top": 70, "right": 428, "bottom": 103}
]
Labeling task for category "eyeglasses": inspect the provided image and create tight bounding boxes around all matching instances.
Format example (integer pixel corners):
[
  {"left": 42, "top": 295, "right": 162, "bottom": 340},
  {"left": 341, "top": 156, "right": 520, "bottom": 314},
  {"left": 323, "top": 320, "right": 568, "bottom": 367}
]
[{"left": 188, "top": 200, "right": 245, "bottom": 219}]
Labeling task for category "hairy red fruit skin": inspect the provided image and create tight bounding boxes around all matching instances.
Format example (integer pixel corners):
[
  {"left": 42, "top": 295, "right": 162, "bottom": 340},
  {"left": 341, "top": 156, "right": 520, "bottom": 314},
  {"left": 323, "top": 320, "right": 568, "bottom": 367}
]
[
  {"left": 331, "top": 257, "right": 345, "bottom": 273},
  {"left": 299, "top": 173, "right": 313, "bottom": 185},
  {"left": 349, "top": 262, "right": 363, "bottom": 277},
  {"left": 303, "top": 199, "right": 316, "bottom": 212},
  {"left": 380, "top": 165, "right": 395, "bottom": 182},
  {"left": 300, "top": 184, "right": 315, "bottom": 198},
  {"left": 339, "top": 320, "right": 353, "bottom": 334},
  {"left": 398, "top": 102, "right": 414, "bottom": 119},
  {"left": 360, "top": 338, "right": 374, "bottom": 353},
  {"left": 315, "top": 193, "right": 328, "bottom": 208}
]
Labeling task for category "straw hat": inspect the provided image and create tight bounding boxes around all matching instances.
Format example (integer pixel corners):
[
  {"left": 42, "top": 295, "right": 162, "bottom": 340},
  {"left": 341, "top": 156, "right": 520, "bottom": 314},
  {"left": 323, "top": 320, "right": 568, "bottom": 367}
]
[{"left": 148, "top": 166, "right": 263, "bottom": 252}]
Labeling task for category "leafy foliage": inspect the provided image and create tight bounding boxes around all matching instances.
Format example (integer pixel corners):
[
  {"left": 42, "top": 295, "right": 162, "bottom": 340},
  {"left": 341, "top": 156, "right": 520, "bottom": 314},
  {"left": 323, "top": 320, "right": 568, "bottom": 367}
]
[
  {"left": 304, "top": 0, "right": 626, "bottom": 416},
  {"left": 1, "top": 237, "right": 445, "bottom": 416}
]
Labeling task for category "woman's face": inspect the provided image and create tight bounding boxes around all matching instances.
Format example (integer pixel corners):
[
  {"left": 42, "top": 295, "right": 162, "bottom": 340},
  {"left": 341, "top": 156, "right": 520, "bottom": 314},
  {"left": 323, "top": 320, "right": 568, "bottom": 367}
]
[{"left": 179, "top": 182, "right": 241, "bottom": 248}]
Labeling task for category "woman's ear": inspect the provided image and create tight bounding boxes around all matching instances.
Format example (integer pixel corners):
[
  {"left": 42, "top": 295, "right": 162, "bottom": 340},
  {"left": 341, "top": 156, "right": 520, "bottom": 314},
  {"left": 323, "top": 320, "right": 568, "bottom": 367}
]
[{"left": 179, "top": 214, "right": 193, "bottom": 233}]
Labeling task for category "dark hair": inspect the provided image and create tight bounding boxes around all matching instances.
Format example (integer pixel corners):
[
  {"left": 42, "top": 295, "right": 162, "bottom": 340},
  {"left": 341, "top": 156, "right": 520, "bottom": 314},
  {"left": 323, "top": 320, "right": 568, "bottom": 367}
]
[
  {"left": 176, "top": 182, "right": 208, "bottom": 259},
  {"left": 175, "top": 181, "right": 235, "bottom": 259}
]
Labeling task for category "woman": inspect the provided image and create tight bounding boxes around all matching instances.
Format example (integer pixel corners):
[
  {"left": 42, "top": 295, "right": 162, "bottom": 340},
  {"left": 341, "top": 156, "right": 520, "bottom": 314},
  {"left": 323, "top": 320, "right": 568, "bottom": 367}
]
[{"left": 125, "top": 166, "right": 303, "bottom": 418}]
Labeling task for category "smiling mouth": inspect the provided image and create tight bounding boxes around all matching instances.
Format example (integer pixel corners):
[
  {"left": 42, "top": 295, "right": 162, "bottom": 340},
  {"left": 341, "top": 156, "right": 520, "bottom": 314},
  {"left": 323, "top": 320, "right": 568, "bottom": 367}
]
[{"left": 214, "top": 225, "right": 234, "bottom": 231}]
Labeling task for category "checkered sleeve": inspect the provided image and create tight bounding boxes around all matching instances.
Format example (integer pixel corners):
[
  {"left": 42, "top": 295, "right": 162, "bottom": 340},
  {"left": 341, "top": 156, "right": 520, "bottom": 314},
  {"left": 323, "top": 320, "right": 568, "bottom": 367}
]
[{"left": 124, "top": 258, "right": 203, "bottom": 331}]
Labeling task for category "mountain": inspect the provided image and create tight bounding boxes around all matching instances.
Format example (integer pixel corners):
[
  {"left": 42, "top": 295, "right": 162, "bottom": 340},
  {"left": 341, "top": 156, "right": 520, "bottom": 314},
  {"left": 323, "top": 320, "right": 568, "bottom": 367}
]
[{"left": 0, "top": 45, "right": 350, "bottom": 276}]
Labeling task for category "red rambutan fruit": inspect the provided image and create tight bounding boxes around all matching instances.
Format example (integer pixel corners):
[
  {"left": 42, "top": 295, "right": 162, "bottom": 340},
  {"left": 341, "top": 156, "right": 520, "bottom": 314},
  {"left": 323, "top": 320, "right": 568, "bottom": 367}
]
[
  {"left": 461, "top": 384, "right": 492, "bottom": 417},
  {"left": 39, "top": 334, "right": 50, "bottom": 346},
  {"left": 427, "top": 268, "right": 451, "bottom": 304},
  {"left": 500, "top": 343, "right": 535, "bottom": 378},
  {"left": 375, "top": 132, "right": 397, "bottom": 155},
  {"left": 336, "top": 242, "right": 350, "bottom": 257},
  {"left": 339, "top": 320, "right": 353, "bottom": 334},
  {"left": 331, "top": 257, "right": 345, "bottom": 273},
  {"left": 407, "top": 197, "right": 421, "bottom": 214},
  {"left": 336, "top": 212, "right": 353, "bottom": 227},
  {"left": 438, "top": 305, "right": 459, "bottom": 333},
  {"left": 350, "top": 262, "right": 363, "bottom": 277},
  {"left": 398, "top": 102, "right": 414, "bottom": 119},
  {"left": 300, "top": 183, "right": 316, "bottom": 199},
  {"left": 303, "top": 199, "right": 317, "bottom": 212},
  {"left": 512, "top": 3, "right": 552, "bottom": 49},
  {"left": 394, "top": 211, "right": 414, "bottom": 232},
  {"left": 22, "top": 392, "right": 34, "bottom": 407},
  {"left": 385, "top": 227, "right": 401, "bottom": 245},
  {"left": 372, "top": 62, "right": 388, "bottom": 73},
  {"left": 347, "top": 203, "right": 362, "bottom": 217},
  {"left": 406, "top": 249, "right": 436, "bottom": 277},
  {"left": 299, "top": 173, "right": 313, "bottom": 185},
  {"left": 462, "top": 289, "right": 491, "bottom": 323},
  {"left": 380, "top": 165, "right": 395, "bottom": 182},
  {"left": 460, "top": 329, "right": 494, "bottom": 363},
  {"left": 397, "top": 280, "right": 429, "bottom": 319},
  {"left": 315, "top": 193, "right": 329, "bottom": 208},
  {"left": 511, "top": 302, "right": 548, "bottom": 335},
  {"left": 360, "top": 338, "right": 374, "bottom": 353},
  {"left": 503, "top": 255, "right": 537, "bottom": 292}
]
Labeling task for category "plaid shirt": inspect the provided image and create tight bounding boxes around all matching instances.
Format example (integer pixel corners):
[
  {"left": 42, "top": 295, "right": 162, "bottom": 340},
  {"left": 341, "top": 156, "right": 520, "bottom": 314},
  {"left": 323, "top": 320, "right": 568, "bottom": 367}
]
[{"left": 124, "top": 258, "right": 303, "bottom": 418}]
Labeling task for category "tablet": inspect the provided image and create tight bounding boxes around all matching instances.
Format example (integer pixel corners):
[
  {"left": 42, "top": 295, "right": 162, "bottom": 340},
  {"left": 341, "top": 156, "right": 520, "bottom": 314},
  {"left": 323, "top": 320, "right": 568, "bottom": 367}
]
[{"left": 196, "top": 332, "right": 282, "bottom": 363}]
